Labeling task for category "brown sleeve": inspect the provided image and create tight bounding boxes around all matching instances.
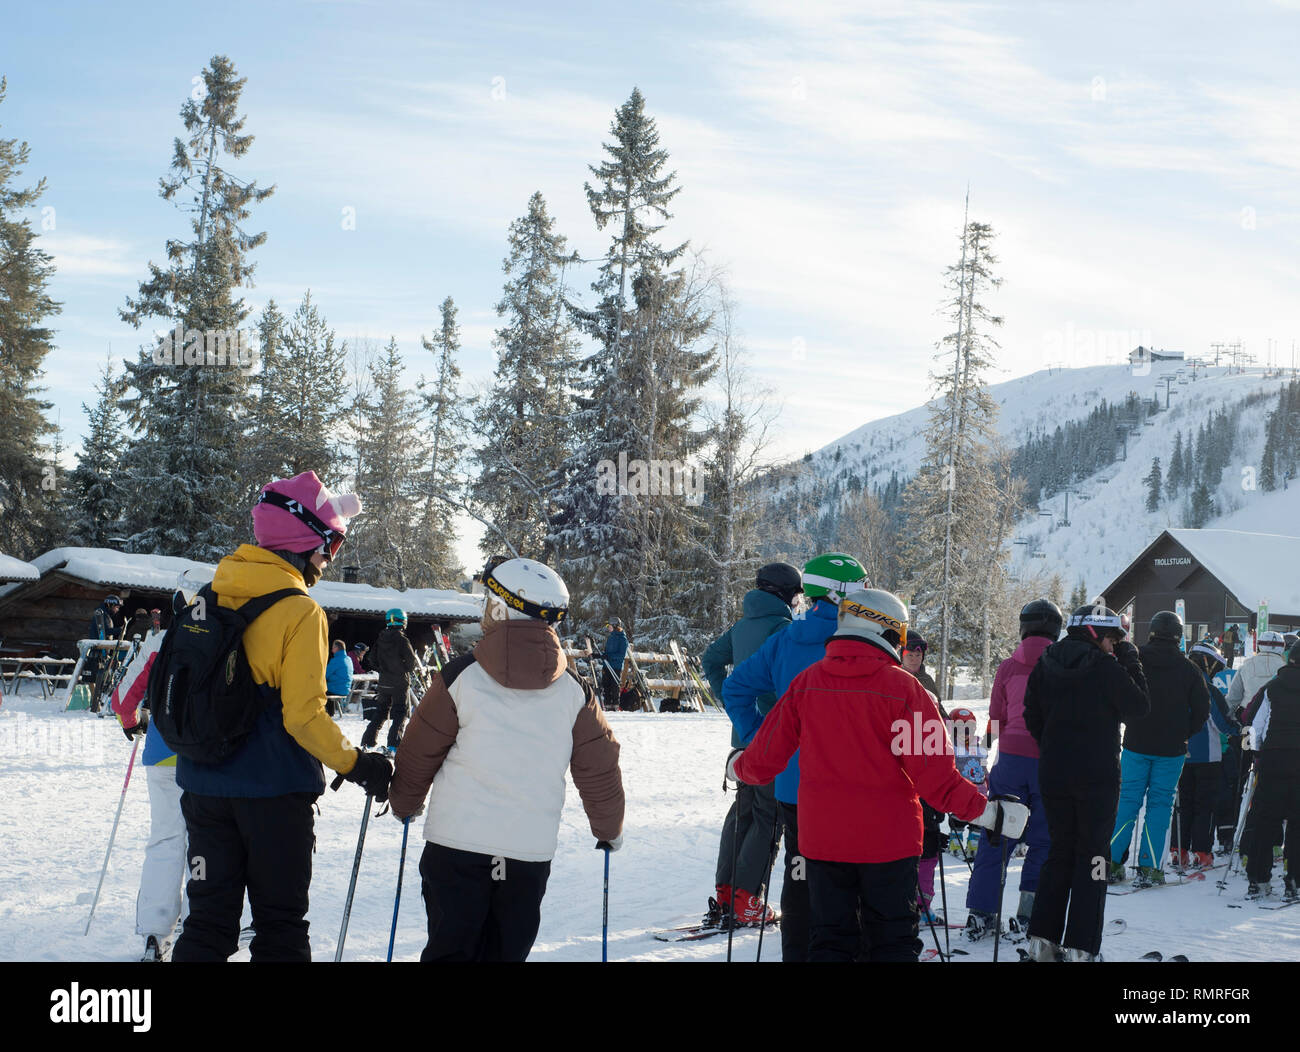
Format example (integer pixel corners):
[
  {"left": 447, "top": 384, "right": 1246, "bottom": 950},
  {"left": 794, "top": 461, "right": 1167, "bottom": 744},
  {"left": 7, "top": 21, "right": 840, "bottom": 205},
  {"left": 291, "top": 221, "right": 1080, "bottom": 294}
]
[
  {"left": 569, "top": 676, "right": 625, "bottom": 842},
  {"left": 389, "top": 674, "right": 460, "bottom": 819}
]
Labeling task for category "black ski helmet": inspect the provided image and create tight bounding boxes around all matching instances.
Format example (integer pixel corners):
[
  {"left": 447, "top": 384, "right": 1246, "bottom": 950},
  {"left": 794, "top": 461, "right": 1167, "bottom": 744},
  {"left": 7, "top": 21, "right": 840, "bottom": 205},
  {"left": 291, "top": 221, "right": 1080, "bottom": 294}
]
[
  {"left": 1019, "top": 599, "right": 1063, "bottom": 640},
  {"left": 1066, "top": 604, "right": 1128, "bottom": 643},
  {"left": 1148, "top": 610, "right": 1183, "bottom": 641},
  {"left": 756, "top": 561, "right": 803, "bottom": 605}
]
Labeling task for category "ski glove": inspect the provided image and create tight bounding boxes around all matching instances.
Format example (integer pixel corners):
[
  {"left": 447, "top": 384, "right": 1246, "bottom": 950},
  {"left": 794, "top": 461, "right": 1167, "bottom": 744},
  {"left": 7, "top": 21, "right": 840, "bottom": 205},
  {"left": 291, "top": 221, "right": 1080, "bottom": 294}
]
[
  {"left": 121, "top": 710, "right": 148, "bottom": 742},
  {"left": 724, "top": 747, "right": 745, "bottom": 787},
  {"left": 1113, "top": 640, "right": 1141, "bottom": 668},
  {"left": 973, "top": 795, "right": 1029, "bottom": 844},
  {"left": 597, "top": 836, "right": 624, "bottom": 853},
  {"left": 345, "top": 749, "right": 393, "bottom": 803}
]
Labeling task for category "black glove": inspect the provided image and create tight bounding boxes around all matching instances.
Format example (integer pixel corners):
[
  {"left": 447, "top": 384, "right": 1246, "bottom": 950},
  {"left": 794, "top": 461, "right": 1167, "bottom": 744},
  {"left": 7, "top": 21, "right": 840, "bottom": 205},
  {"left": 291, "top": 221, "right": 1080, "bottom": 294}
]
[
  {"left": 1113, "top": 640, "right": 1140, "bottom": 666},
  {"left": 122, "top": 710, "right": 149, "bottom": 742},
  {"left": 344, "top": 749, "right": 393, "bottom": 802}
]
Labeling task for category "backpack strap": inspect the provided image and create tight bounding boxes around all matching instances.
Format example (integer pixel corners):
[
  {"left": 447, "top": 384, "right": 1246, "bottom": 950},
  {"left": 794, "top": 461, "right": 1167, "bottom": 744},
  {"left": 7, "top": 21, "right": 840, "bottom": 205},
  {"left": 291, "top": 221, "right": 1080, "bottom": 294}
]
[{"left": 201, "top": 584, "right": 308, "bottom": 627}]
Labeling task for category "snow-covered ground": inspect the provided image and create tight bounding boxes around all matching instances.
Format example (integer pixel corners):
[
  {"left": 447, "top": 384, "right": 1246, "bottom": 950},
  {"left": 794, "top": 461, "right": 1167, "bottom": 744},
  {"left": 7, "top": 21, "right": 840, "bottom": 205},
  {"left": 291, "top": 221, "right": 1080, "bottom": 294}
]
[{"left": 1, "top": 688, "right": 1294, "bottom": 963}]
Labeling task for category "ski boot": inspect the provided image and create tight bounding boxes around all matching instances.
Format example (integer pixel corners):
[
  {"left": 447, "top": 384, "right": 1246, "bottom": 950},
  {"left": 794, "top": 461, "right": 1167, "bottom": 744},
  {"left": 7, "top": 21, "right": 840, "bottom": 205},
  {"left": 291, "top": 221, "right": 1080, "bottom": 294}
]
[
  {"left": 1190, "top": 851, "right": 1214, "bottom": 871},
  {"left": 1022, "top": 935, "right": 1062, "bottom": 962},
  {"left": 1106, "top": 860, "right": 1127, "bottom": 884},
  {"left": 1246, "top": 881, "right": 1272, "bottom": 900},
  {"left": 141, "top": 935, "right": 169, "bottom": 962},
  {"left": 705, "top": 885, "right": 732, "bottom": 928},
  {"left": 385, "top": 746, "right": 397, "bottom": 757},
  {"left": 1062, "top": 946, "right": 1100, "bottom": 962},
  {"left": 1015, "top": 891, "right": 1036, "bottom": 931},
  {"left": 1283, "top": 876, "right": 1298, "bottom": 903},
  {"left": 730, "top": 889, "right": 778, "bottom": 928},
  {"left": 1134, "top": 866, "right": 1165, "bottom": 888},
  {"left": 964, "top": 910, "right": 997, "bottom": 942},
  {"left": 948, "top": 832, "right": 965, "bottom": 857}
]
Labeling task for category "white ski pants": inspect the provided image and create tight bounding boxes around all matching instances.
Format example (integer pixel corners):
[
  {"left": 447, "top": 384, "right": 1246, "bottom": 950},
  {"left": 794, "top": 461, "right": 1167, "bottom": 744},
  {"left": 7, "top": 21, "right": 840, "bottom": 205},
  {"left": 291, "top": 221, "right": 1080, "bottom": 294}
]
[{"left": 136, "top": 764, "right": 189, "bottom": 939}]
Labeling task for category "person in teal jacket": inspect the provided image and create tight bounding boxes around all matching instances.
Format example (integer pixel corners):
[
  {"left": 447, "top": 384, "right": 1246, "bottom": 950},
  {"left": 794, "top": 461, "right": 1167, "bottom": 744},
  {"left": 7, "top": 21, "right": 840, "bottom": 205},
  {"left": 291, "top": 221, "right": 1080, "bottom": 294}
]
[
  {"left": 325, "top": 639, "right": 354, "bottom": 716},
  {"left": 722, "top": 552, "right": 868, "bottom": 960},
  {"left": 699, "top": 563, "right": 801, "bottom": 929}
]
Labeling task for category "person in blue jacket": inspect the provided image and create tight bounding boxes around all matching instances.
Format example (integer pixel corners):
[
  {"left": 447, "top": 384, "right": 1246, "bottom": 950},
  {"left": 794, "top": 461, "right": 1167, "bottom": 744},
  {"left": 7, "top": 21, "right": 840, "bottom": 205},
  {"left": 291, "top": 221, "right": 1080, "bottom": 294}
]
[
  {"left": 722, "top": 552, "right": 868, "bottom": 961},
  {"left": 1175, "top": 640, "right": 1240, "bottom": 868},
  {"left": 699, "top": 562, "right": 801, "bottom": 929},
  {"left": 325, "top": 639, "right": 354, "bottom": 717},
  {"left": 601, "top": 617, "right": 629, "bottom": 710}
]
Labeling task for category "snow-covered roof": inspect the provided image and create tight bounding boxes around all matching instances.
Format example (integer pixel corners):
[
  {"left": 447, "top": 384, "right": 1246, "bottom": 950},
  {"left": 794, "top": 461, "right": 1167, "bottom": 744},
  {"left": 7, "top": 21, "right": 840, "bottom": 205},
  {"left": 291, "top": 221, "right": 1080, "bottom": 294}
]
[
  {"left": 1166, "top": 529, "right": 1300, "bottom": 614},
  {"left": 14, "top": 547, "right": 482, "bottom": 621},
  {"left": 0, "top": 553, "right": 40, "bottom": 583}
]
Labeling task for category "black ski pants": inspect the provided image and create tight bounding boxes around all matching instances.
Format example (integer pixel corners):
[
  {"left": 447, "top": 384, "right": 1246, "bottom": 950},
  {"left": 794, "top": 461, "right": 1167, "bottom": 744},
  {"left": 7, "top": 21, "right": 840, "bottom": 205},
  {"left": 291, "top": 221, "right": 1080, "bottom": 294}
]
[
  {"left": 806, "top": 856, "right": 921, "bottom": 962},
  {"left": 1175, "top": 761, "right": 1219, "bottom": 855},
  {"left": 361, "top": 686, "right": 407, "bottom": 749},
  {"left": 1215, "top": 739, "right": 1244, "bottom": 851},
  {"left": 715, "top": 780, "right": 780, "bottom": 898},
  {"left": 1029, "top": 787, "right": 1117, "bottom": 958},
  {"left": 172, "top": 791, "right": 317, "bottom": 962},
  {"left": 779, "top": 802, "right": 810, "bottom": 962},
  {"left": 418, "top": 842, "right": 551, "bottom": 962},
  {"left": 1244, "top": 750, "right": 1300, "bottom": 885}
]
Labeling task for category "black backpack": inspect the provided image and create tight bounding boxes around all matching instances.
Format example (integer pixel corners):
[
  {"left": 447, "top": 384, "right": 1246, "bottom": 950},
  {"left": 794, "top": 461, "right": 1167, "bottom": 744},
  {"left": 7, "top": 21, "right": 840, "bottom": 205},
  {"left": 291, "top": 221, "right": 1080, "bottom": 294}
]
[{"left": 147, "top": 584, "right": 303, "bottom": 764}]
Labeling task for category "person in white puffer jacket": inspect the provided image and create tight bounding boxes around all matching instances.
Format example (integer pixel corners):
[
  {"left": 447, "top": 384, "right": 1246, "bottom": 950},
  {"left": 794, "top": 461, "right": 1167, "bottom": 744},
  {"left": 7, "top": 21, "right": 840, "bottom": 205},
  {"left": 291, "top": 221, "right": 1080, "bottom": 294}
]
[
  {"left": 1227, "top": 632, "right": 1288, "bottom": 717},
  {"left": 388, "top": 558, "right": 625, "bottom": 962}
]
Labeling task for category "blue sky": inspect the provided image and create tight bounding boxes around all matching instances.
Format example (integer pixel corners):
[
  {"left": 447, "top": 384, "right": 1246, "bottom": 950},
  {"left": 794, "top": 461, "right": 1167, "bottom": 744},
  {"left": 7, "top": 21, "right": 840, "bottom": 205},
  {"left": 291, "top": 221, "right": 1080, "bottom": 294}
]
[{"left": 6, "top": 0, "right": 1300, "bottom": 568}]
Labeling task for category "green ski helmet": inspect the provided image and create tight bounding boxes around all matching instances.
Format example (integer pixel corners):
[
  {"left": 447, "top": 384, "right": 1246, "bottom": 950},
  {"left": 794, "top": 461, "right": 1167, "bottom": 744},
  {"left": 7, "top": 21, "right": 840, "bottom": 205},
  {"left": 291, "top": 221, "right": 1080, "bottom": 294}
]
[
  {"left": 385, "top": 608, "right": 407, "bottom": 627},
  {"left": 801, "top": 553, "right": 868, "bottom": 603}
]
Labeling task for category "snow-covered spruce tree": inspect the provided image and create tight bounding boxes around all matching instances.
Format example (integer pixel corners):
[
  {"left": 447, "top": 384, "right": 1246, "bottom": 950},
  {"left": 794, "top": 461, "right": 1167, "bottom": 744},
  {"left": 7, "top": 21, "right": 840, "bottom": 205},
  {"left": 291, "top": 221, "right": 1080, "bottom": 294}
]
[
  {"left": 1145, "top": 457, "right": 1162, "bottom": 513},
  {"left": 1166, "top": 430, "right": 1184, "bottom": 500},
  {"left": 409, "top": 297, "right": 468, "bottom": 588},
  {"left": 64, "top": 355, "right": 127, "bottom": 547},
  {"left": 471, "top": 192, "right": 579, "bottom": 563},
  {"left": 117, "top": 56, "right": 273, "bottom": 559},
  {"left": 0, "top": 77, "right": 61, "bottom": 558},
  {"left": 555, "top": 87, "right": 716, "bottom": 642},
  {"left": 899, "top": 216, "right": 1004, "bottom": 697},
  {"left": 239, "top": 299, "right": 286, "bottom": 506},
  {"left": 351, "top": 338, "right": 428, "bottom": 589}
]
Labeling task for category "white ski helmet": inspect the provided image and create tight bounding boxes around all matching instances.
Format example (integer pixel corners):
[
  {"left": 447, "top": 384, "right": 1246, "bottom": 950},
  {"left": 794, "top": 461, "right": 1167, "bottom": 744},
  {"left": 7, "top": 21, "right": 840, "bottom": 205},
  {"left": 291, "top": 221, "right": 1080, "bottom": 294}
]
[
  {"left": 483, "top": 558, "right": 570, "bottom": 624},
  {"left": 835, "top": 588, "right": 909, "bottom": 661},
  {"left": 1257, "top": 630, "right": 1286, "bottom": 651}
]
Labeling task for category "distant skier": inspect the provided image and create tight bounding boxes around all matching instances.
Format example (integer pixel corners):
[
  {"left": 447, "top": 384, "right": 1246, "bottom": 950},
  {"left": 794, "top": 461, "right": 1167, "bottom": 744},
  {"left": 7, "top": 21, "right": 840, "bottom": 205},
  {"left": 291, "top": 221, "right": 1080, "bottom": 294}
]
[
  {"left": 965, "top": 599, "right": 1060, "bottom": 940},
  {"left": 1108, "top": 610, "right": 1208, "bottom": 886},
  {"left": 728, "top": 589, "right": 1024, "bottom": 962},
  {"left": 1175, "top": 640, "right": 1240, "bottom": 870},
  {"left": 1023, "top": 605, "right": 1149, "bottom": 962},
  {"left": 325, "top": 639, "right": 354, "bottom": 717},
  {"left": 1240, "top": 647, "right": 1300, "bottom": 901},
  {"left": 86, "top": 594, "right": 123, "bottom": 713},
  {"left": 348, "top": 641, "right": 368, "bottom": 675},
  {"left": 388, "top": 558, "right": 625, "bottom": 961},
  {"left": 699, "top": 562, "right": 800, "bottom": 929},
  {"left": 1223, "top": 624, "right": 1241, "bottom": 670},
  {"left": 601, "top": 617, "right": 629, "bottom": 710},
  {"left": 723, "top": 552, "right": 869, "bottom": 959},
  {"left": 362, "top": 609, "right": 419, "bottom": 753}
]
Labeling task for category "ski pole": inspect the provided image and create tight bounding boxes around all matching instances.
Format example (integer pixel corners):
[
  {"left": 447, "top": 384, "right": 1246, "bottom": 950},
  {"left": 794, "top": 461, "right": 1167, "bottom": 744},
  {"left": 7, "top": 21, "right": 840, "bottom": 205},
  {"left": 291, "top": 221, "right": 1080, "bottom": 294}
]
[
  {"left": 386, "top": 816, "right": 410, "bottom": 963},
  {"left": 756, "top": 805, "right": 781, "bottom": 962},
  {"left": 726, "top": 793, "right": 740, "bottom": 962},
  {"left": 936, "top": 836, "right": 951, "bottom": 961},
  {"left": 84, "top": 738, "right": 140, "bottom": 935},
  {"left": 600, "top": 843, "right": 610, "bottom": 962},
  {"left": 336, "top": 792, "right": 373, "bottom": 962},
  {"left": 992, "top": 838, "right": 1009, "bottom": 964}
]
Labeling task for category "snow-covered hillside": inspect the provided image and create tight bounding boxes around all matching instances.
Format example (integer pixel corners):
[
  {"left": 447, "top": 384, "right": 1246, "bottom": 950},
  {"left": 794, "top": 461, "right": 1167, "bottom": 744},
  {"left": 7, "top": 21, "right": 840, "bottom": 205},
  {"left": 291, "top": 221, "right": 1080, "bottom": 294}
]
[{"left": 782, "top": 361, "right": 1293, "bottom": 599}]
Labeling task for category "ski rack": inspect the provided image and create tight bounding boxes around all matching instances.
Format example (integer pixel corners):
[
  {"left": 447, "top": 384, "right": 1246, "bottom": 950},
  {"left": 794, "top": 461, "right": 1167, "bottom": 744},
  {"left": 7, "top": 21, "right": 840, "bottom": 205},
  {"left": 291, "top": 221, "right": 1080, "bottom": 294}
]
[
  {"left": 623, "top": 647, "right": 710, "bottom": 713},
  {"left": 561, "top": 638, "right": 603, "bottom": 697}
]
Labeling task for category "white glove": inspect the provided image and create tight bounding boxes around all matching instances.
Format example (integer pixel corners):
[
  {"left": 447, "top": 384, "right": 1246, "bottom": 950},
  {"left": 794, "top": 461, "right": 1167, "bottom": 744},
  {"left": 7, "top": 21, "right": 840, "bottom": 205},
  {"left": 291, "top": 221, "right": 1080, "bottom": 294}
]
[
  {"left": 725, "top": 747, "right": 745, "bottom": 786},
  {"left": 974, "top": 798, "right": 1030, "bottom": 841},
  {"left": 597, "top": 835, "right": 624, "bottom": 853}
]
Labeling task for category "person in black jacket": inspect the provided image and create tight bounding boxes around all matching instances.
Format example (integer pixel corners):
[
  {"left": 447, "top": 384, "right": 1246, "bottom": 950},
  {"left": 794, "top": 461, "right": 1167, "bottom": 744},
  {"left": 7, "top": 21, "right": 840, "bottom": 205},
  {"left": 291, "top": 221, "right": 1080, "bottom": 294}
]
[
  {"left": 1107, "top": 611, "right": 1210, "bottom": 886},
  {"left": 362, "top": 609, "right": 420, "bottom": 753},
  {"left": 1241, "top": 649, "right": 1300, "bottom": 900},
  {"left": 1023, "top": 605, "right": 1149, "bottom": 961},
  {"left": 86, "top": 594, "right": 124, "bottom": 713}
]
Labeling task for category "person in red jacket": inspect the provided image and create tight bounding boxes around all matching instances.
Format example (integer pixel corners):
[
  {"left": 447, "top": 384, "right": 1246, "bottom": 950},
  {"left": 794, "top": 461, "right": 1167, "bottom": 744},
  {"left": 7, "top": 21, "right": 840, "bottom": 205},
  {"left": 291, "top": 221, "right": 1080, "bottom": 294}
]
[{"left": 728, "top": 589, "right": 1028, "bottom": 961}]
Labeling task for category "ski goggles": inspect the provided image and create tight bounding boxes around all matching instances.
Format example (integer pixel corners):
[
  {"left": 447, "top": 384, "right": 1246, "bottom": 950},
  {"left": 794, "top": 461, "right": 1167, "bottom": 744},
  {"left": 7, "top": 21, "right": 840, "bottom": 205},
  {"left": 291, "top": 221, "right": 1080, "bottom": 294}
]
[{"left": 257, "top": 489, "right": 347, "bottom": 560}]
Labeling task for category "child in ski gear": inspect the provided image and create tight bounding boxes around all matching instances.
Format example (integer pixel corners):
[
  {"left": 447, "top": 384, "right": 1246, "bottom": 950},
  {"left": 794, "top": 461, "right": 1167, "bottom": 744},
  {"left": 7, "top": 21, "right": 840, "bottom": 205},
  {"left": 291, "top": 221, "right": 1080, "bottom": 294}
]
[
  {"left": 946, "top": 707, "right": 988, "bottom": 860},
  {"left": 601, "top": 617, "right": 628, "bottom": 710},
  {"left": 362, "top": 609, "right": 418, "bottom": 751},
  {"left": 325, "top": 639, "right": 353, "bottom": 717},
  {"left": 171, "top": 471, "right": 389, "bottom": 963},
  {"left": 111, "top": 599, "right": 185, "bottom": 962},
  {"left": 1176, "top": 640, "right": 1240, "bottom": 869},
  {"left": 723, "top": 552, "right": 869, "bottom": 960},
  {"left": 388, "top": 558, "right": 624, "bottom": 961},
  {"left": 730, "top": 589, "right": 1019, "bottom": 962},
  {"left": 966, "top": 599, "right": 1061, "bottom": 938},
  {"left": 1110, "top": 611, "right": 1208, "bottom": 886},
  {"left": 1024, "top": 605, "right": 1149, "bottom": 962},
  {"left": 700, "top": 562, "right": 799, "bottom": 928},
  {"left": 1240, "top": 646, "right": 1300, "bottom": 900}
]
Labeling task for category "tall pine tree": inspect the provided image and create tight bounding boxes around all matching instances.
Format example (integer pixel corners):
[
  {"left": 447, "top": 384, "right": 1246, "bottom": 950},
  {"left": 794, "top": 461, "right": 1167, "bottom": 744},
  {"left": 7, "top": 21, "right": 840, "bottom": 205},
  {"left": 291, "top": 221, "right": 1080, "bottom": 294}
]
[
  {"left": 0, "top": 77, "right": 61, "bottom": 557},
  {"left": 117, "top": 56, "right": 273, "bottom": 558},
  {"left": 64, "top": 355, "right": 126, "bottom": 547},
  {"left": 1145, "top": 457, "right": 1162, "bottom": 513}
]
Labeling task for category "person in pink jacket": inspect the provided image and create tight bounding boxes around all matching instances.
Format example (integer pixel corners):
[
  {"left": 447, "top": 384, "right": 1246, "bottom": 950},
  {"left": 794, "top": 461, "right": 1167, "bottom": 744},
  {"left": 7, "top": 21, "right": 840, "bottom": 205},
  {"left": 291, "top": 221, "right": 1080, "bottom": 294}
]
[{"left": 963, "top": 599, "right": 1062, "bottom": 940}]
